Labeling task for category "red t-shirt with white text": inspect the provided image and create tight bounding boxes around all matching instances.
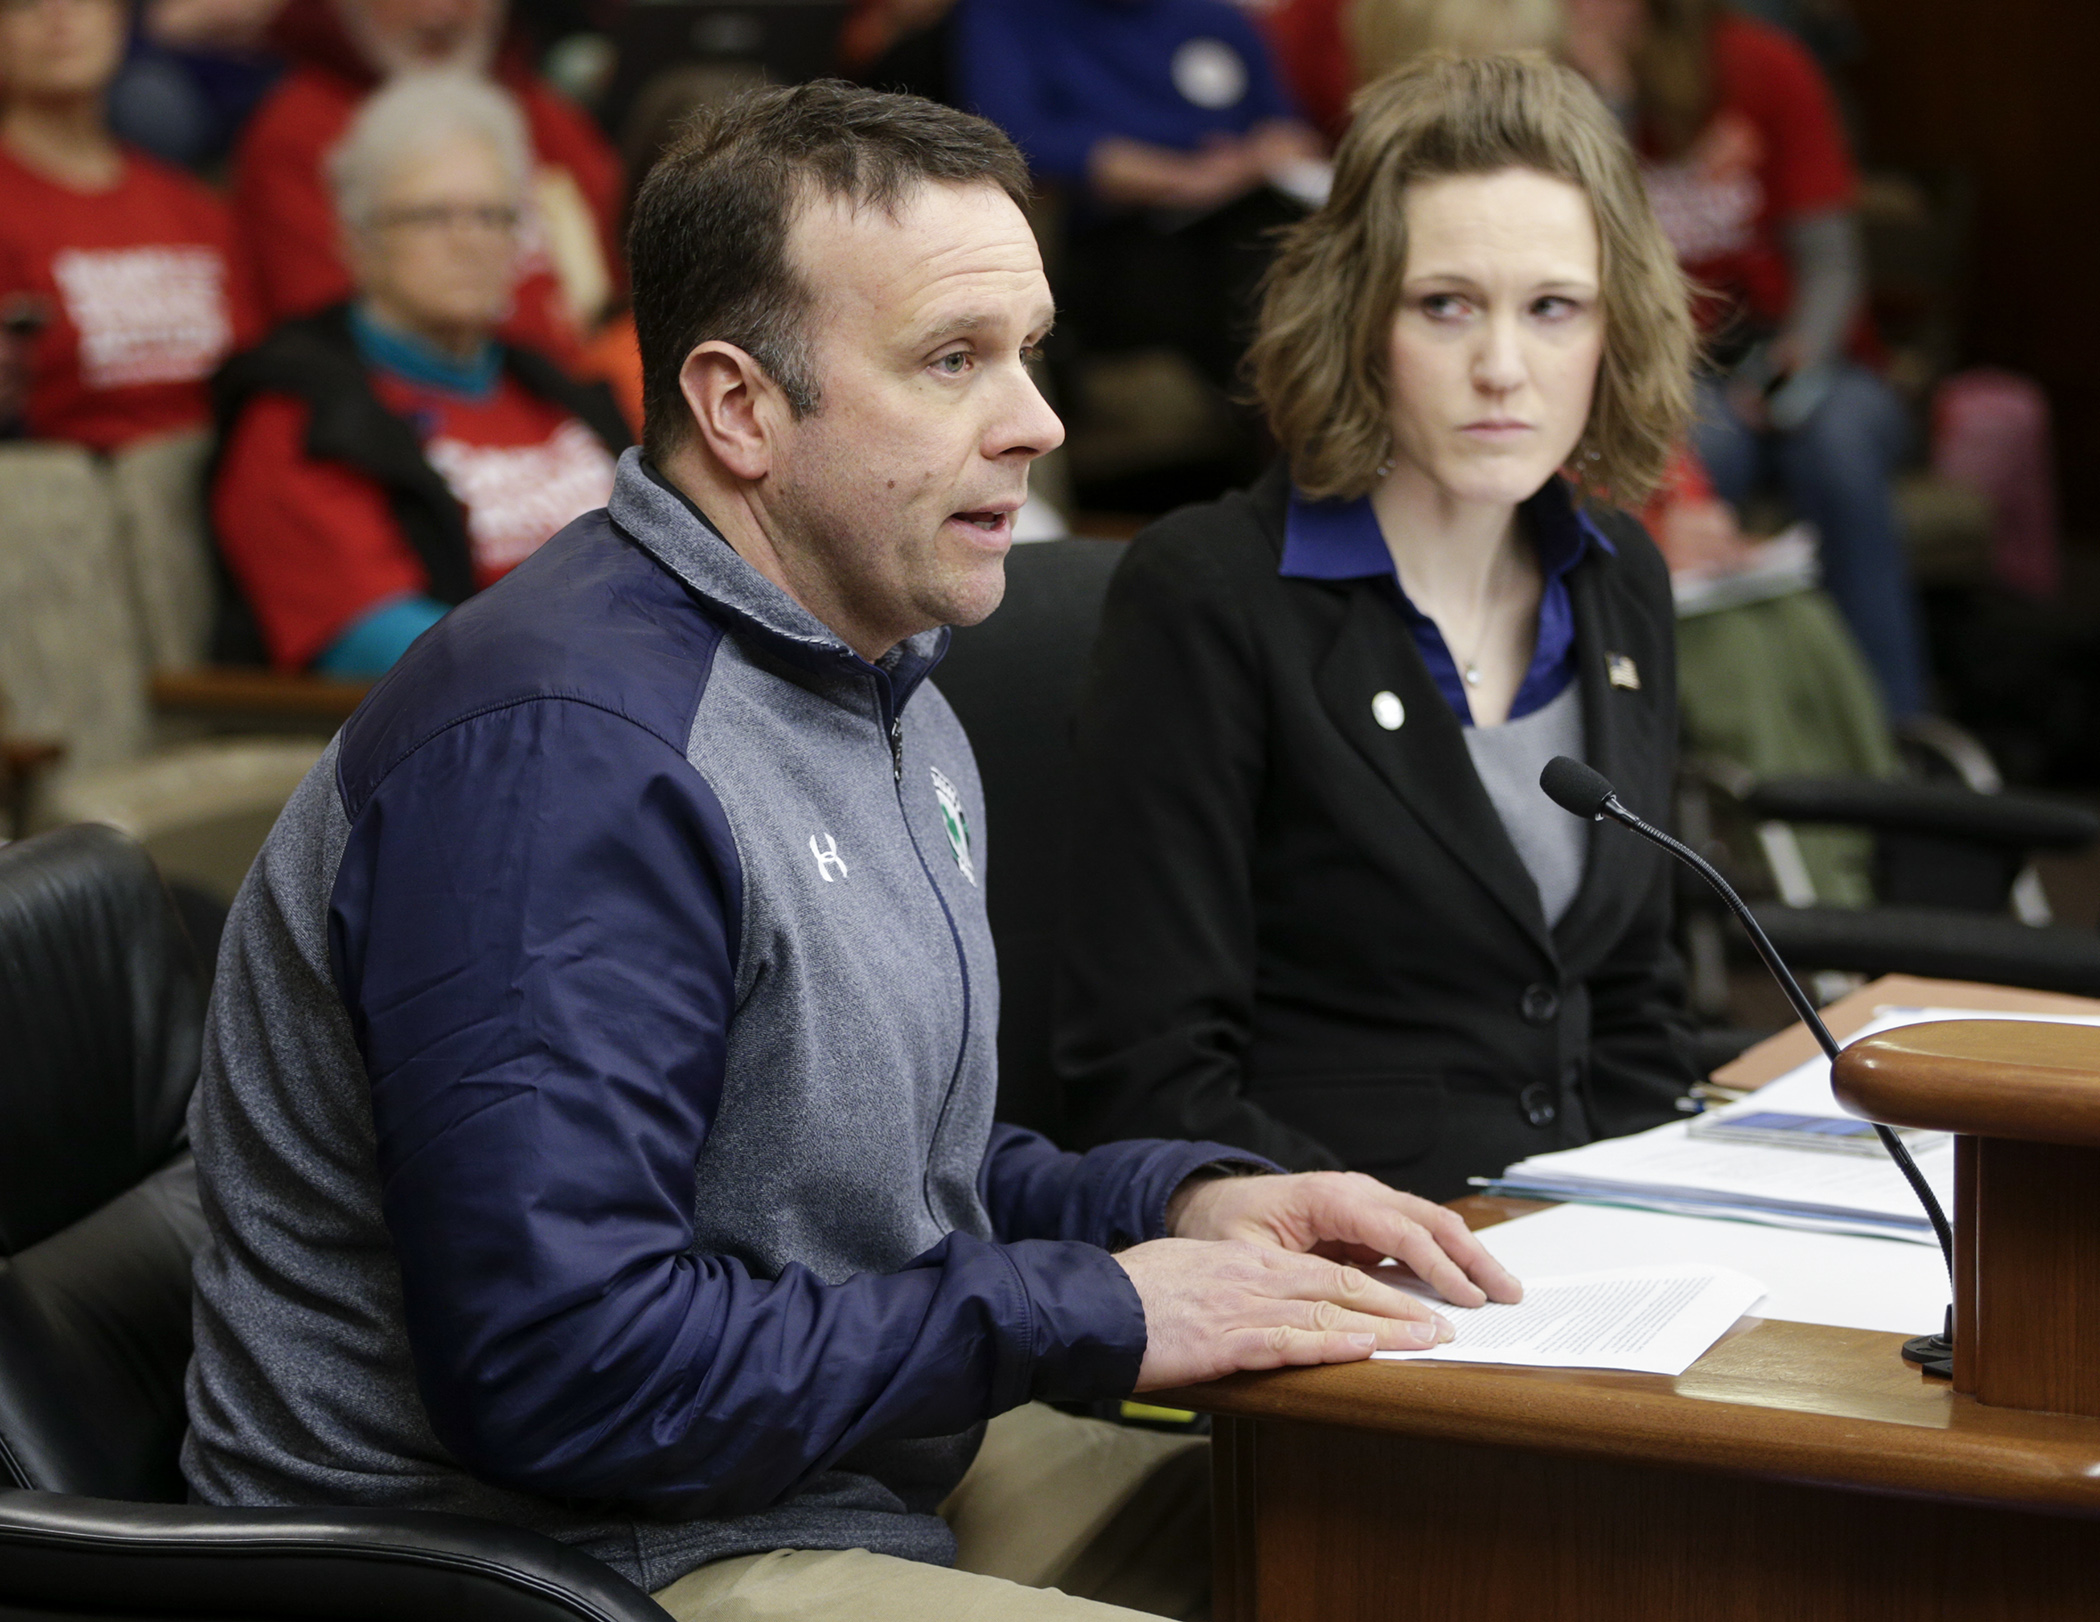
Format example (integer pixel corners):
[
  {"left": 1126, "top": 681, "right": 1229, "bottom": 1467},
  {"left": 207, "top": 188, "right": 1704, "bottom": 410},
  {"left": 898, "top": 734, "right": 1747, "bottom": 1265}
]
[
  {"left": 0, "top": 145, "right": 258, "bottom": 450},
  {"left": 1638, "top": 12, "right": 1857, "bottom": 334},
  {"left": 213, "top": 368, "right": 616, "bottom": 667}
]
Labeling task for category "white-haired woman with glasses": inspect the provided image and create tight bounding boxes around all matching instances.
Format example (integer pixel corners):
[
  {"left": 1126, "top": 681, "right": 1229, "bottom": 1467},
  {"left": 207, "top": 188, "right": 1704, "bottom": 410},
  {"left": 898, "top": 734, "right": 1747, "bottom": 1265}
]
[{"left": 212, "top": 71, "right": 629, "bottom": 675}]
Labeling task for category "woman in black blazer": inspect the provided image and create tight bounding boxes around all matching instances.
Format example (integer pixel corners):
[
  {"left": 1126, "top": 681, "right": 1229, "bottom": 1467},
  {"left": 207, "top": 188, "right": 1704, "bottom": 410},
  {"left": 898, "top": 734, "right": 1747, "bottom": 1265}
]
[{"left": 1056, "top": 54, "right": 1703, "bottom": 1202}]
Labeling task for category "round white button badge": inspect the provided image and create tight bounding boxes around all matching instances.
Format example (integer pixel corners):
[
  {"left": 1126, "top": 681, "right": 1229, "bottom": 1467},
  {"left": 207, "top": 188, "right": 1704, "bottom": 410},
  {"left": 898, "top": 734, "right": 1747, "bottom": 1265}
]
[
  {"left": 1372, "top": 691, "right": 1405, "bottom": 731},
  {"left": 1171, "top": 38, "right": 1249, "bottom": 110}
]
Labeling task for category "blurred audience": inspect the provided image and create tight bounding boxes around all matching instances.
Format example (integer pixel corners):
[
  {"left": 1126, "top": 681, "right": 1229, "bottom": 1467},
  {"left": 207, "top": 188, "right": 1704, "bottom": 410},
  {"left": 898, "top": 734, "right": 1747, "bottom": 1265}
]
[
  {"left": 1250, "top": 0, "right": 1352, "bottom": 140},
  {"left": 106, "top": 0, "right": 288, "bottom": 168},
  {"left": 1350, "top": 0, "right": 1562, "bottom": 85},
  {"left": 1650, "top": 444, "right": 1899, "bottom": 905},
  {"left": 212, "top": 72, "right": 627, "bottom": 675},
  {"left": 1642, "top": 443, "right": 1755, "bottom": 576},
  {"left": 840, "top": 0, "right": 957, "bottom": 103},
  {"left": 0, "top": 0, "right": 256, "bottom": 448},
  {"left": 1564, "top": 0, "right": 1928, "bottom": 718},
  {"left": 231, "top": 0, "right": 620, "bottom": 360},
  {"left": 1261, "top": 0, "right": 1563, "bottom": 140},
  {"left": 955, "top": 0, "right": 1324, "bottom": 395}
]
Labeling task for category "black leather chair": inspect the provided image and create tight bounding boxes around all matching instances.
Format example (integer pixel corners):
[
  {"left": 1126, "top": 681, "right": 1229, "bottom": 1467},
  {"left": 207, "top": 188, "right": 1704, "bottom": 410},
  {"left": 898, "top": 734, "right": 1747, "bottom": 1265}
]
[
  {"left": 1732, "top": 776, "right": 2100, "bottom": 995},
  {"left": 938, "top": 537, "right": 1126, "bottom": 1143},
  {"left": 0, "top": 823, "right": 669, "bottom": 1622}
]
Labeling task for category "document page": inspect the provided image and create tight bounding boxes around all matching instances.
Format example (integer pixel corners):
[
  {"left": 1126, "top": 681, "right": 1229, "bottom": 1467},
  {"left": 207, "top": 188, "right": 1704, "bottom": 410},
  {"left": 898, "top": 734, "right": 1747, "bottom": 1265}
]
[{"left": 1374, "top": 1265, "right": 1765, "bottom": 1377}]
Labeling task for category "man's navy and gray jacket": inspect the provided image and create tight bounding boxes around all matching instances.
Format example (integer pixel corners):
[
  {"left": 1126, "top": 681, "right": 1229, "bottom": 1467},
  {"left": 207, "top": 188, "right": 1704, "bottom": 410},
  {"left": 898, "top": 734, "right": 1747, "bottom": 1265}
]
[{"left": 182, "top": 449, "right": 1261, "bottom": 1590}]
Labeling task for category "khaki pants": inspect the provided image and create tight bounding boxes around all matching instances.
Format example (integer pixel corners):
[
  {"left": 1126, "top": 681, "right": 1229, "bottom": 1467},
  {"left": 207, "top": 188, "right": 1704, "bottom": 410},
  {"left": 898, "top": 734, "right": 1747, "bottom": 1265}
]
[{"left": 651, "top": 1403, "right": 1211, "bottom": 1620}]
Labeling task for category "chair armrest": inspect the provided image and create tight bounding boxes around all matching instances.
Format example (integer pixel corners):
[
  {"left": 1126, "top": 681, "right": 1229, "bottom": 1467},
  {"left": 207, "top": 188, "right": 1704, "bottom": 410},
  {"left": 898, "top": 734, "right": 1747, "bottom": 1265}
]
[
  {"left": 150, "top": 669, "right": 371, "bottom": 727},
  {"left": 0, "top": 1490, "right": 670, "bottom": 1622},
  {"left": 1751, "top": 904, "right": 2100, "bottom": 998},
  {"left": 1741, "top": 777, "right": 2100, "bottom": 853}
]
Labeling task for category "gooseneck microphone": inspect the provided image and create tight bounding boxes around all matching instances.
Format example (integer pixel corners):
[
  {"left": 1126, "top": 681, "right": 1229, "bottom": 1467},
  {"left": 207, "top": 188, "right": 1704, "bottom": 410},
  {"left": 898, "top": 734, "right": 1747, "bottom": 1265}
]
[{"left": 1539, "top": 756, "right": 1956, "bottom": 1375}]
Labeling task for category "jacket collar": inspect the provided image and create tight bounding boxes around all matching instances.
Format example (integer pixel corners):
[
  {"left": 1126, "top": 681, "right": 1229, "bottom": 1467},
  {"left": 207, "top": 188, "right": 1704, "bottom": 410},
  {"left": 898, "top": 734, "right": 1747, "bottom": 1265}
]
[
  {"left": 1279, "top": 475, "right": 1615, "bottom": 582},
  {"left": 1274, "top": 470, "right": 1653, "bottom": 965},
  {"left": 1282, "top": 477, "right": 1611, "bottom": 727},
  {"left": 608, "top": 450, "right": 949, "bottom": 711}
]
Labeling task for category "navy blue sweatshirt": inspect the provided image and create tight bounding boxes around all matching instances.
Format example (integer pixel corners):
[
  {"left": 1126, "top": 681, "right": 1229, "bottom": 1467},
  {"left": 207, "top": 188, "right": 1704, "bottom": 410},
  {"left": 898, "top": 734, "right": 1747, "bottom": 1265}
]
[{"left": 183, "top": 451, "right": 1268, "bottom": 1590}]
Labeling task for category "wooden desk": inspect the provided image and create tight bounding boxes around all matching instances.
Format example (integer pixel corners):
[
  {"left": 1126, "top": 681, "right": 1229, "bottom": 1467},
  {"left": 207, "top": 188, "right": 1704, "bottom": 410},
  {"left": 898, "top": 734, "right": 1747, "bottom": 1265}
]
[{"left": 1160, "top": 976, "right": 2100, "bottom": 1620}]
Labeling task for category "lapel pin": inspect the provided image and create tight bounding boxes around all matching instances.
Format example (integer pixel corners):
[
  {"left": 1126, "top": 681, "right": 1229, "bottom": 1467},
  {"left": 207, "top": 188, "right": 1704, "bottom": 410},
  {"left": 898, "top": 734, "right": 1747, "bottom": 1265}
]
[
  {"left": 1607, "top": 654, "right": 1640, "bottom": 691},
  {"left": 1371, "top": 690, "right": 1405, "bottom": 731}
]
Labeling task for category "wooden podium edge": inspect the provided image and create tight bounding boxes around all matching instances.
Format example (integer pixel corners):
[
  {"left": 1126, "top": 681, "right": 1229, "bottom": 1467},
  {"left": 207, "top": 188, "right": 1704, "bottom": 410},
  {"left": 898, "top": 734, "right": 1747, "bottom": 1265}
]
[
  {"left": 1162, "top": 979, "right": 2100, "bottom": 1520},
  {"left": 1713, "top": 974, "right": 2100, "bottom": 1092},
  {"left": 1154, "top": 1316, "right": 2100, "bottom": 1517}
]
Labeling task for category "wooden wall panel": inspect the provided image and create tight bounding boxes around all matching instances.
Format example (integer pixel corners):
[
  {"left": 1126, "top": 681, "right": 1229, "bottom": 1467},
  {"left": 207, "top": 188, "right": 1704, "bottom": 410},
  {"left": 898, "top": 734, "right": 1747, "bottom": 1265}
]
[
  {"left": 1237, "top": 1420, "right": 2100, "bottom": 1621},
  {"left": 1847, "top": 0, "right": 2100, "bottom": 528}
]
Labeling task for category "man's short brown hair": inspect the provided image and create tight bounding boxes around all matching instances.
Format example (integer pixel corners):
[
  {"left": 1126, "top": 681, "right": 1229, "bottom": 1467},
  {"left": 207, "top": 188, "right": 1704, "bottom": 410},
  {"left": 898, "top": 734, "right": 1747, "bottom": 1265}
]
[
  {"left": 628, "top": 80, "right": 1032, "bottom": 462},
  {"left": 1247, "top": 52, "right": 1694, "bottom": 505}
]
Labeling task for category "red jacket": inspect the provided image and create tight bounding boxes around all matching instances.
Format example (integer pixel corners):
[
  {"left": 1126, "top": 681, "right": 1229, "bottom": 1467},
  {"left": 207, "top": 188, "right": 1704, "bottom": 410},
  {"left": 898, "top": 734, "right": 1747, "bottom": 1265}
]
[{"left": 211, "top": 306, "right": 628, "bottom": 667}]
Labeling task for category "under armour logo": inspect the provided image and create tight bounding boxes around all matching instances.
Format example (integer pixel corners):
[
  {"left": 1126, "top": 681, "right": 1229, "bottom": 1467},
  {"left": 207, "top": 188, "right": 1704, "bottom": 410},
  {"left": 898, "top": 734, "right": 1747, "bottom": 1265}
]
[{"left": 809, "top": 833, "right": 849, "bottom": 882}]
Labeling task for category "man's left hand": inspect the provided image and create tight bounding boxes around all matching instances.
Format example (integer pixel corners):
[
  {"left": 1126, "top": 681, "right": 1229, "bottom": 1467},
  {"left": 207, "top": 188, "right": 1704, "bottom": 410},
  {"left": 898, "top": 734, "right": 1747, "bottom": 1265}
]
[{"left": 1167, "top": 1171, "right": 1524, "bottom": 1310}]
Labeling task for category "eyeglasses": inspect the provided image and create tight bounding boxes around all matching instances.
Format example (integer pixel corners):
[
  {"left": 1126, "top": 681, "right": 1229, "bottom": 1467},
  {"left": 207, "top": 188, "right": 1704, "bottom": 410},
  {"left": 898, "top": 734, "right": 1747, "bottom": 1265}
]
[{"left": 367, "top": 204, "right": 521, "bottom": 237}]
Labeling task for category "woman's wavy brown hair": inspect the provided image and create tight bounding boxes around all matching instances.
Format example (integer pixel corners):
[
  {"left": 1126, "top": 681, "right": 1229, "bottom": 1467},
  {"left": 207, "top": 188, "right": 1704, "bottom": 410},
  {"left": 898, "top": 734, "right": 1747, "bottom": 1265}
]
[{"left": 1248, "top": 52, "right": 1694, "bottom": 505}]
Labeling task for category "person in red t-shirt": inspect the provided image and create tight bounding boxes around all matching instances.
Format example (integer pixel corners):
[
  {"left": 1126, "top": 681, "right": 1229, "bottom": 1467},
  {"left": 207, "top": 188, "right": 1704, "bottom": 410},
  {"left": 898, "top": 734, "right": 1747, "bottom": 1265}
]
[
  {"left": 0, "top": 0, "right": 258, "bottom": 449},
  {"left": 213, "top": 71, "right": 628, "bottom": 674},
  {"left": 230, "top": 0, "right": 620, "bottom": 363},
  {"left": 1565, "top": 0, "right": 1927, "bottom": 718}
]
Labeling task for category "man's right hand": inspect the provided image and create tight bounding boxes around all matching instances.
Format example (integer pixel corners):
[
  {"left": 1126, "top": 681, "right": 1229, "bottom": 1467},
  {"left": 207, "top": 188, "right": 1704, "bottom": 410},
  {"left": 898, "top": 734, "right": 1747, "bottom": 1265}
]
[{"left": 1112, "top": 1238, "right": 1455, "bottom": 1391}]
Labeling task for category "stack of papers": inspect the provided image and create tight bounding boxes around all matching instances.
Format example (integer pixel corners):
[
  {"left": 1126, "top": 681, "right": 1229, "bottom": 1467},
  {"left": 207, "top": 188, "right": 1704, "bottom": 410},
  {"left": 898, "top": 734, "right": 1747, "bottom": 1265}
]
[
  {"left": 1671, "top": 523, "right": 1819, "bottom": 617},
  {"left": 1377, "top": 1264, "right": 1766, "bottom": 1376},
  {"left": 1485, "top": 1006, "right": 2100, "bottom": 1243},
  {"left": 1371, "top": 1007, "right": 2096, "bottom": 1375},
  {"left": 1470, "top": 1202, "right": 1949, "bottom": 1336}
]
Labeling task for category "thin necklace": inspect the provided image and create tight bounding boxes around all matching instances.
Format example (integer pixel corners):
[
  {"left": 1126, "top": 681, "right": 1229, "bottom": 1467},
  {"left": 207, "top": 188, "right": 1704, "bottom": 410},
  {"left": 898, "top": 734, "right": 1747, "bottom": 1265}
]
[{"left": 1445, "top": 545, "right": 1506, "bottom": 689}]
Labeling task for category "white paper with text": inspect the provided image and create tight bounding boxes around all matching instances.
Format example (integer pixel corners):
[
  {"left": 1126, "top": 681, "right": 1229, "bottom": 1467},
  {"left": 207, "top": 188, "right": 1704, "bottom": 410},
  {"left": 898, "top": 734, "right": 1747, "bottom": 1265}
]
[{"left": 1374, "top": 1265, "right": 1765, "bottom": 1376}]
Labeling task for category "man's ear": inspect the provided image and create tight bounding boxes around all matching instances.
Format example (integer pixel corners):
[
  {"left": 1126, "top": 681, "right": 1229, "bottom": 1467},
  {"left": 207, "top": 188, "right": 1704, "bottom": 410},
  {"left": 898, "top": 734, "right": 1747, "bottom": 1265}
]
[{"left": 678, "top": 341, "right": 786, "bottom": 483}]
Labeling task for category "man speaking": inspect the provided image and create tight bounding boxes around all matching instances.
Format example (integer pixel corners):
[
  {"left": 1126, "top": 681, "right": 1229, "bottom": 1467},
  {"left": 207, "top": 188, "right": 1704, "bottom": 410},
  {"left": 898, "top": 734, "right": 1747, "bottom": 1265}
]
[{"left": 181, "top": 82, "right": 1517, "bottom": 1619}]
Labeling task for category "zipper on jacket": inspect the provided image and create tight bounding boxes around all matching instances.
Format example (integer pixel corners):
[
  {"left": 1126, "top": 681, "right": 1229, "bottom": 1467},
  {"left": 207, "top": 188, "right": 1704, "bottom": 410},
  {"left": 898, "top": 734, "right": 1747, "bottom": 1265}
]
[{"left": 870, "top": 672, "right": 975, "bottom": 1226}]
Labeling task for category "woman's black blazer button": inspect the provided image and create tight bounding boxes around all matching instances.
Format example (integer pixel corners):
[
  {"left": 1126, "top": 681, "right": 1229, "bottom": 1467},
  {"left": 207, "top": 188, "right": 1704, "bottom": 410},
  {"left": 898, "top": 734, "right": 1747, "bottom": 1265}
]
[
  {"left": 1520, "top": 1083, "right": 1558, "bottom": 1127},
  {"left": 1519, "top": 983, "right": 1560, "bottom": 1024}
]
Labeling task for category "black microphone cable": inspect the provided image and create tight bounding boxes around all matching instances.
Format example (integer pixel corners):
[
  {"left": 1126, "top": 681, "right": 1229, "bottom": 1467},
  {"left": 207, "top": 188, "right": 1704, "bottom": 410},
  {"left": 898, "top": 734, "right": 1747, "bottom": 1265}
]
[{"left": 1539, "top": 755, "right": 1956, "bottom": 1376}]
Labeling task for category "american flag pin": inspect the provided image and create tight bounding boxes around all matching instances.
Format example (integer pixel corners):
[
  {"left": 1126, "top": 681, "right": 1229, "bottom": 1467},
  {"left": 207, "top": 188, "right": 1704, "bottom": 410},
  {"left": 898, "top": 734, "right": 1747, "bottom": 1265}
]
[{"left": 1607, "top": 654, "right": 1640, "bottom": 691}]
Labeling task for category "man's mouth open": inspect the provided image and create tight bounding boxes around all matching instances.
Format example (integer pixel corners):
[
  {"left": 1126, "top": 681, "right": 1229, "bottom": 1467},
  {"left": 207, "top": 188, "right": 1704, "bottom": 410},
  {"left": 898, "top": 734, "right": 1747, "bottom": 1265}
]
[{"left": 948, "top": 507, "right": 1018, "bottom": 541}]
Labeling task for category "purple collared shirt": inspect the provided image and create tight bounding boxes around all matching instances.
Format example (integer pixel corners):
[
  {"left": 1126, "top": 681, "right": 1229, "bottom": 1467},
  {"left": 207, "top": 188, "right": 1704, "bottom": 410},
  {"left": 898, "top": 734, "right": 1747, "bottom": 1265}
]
[{"left": 1280, "top": 478, "right": 1614, "bottom": 726}]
